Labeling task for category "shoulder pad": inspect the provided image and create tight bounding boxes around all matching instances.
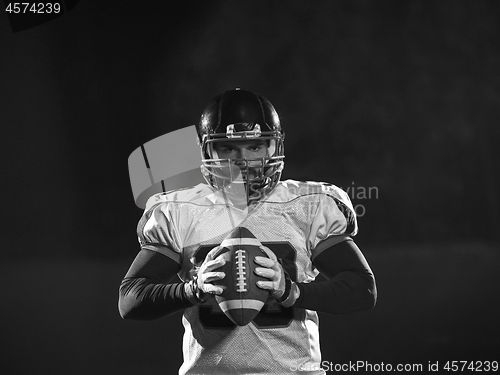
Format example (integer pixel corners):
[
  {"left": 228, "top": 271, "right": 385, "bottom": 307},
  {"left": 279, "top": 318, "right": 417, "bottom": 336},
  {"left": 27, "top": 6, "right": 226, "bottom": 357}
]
[
  {"left": 144, "top": 183, "right": 214, "bottom": 211},
  {"left": 278, "top": 180, "right": 357, "bottom": 236}
]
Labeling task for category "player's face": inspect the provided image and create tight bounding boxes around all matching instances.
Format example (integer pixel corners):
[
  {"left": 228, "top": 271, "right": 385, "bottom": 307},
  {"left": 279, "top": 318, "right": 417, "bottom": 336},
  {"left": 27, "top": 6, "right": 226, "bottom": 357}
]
[
  {"left": 213, "top": 140, "right": 268, "bottom": 181},
  {"left": 214, "top": 140, "right": 268, "bottom": 160}
]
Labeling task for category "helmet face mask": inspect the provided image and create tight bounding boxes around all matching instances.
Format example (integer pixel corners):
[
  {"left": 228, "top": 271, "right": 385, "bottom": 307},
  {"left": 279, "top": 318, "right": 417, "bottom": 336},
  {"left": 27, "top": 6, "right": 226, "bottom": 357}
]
[{"left": 196, "top": 89, "right": 285, "bottom": 203}]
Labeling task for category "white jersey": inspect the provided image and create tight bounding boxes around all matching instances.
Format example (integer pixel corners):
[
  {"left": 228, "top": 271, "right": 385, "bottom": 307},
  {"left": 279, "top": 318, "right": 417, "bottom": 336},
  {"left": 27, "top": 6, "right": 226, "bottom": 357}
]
[{"left": 137, "top": 179, "right": 357, "bottom": 375}]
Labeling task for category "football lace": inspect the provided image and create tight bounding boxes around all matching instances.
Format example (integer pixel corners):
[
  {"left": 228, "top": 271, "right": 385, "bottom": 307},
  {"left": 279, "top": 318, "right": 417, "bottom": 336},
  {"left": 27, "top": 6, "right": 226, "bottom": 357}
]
[{"left": 235, "top": 249, "right": 247, "bottom": 293}]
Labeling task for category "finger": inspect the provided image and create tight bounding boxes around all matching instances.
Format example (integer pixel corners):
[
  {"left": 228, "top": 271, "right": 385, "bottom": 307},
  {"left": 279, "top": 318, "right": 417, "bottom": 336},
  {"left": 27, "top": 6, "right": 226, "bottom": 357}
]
[
  {"left": 254, "top": 267, "right": 276, "bottom": 279},
  {"left": 203, "top": 271, "right": 226, "bottom": 283},
  {"left": 256, "top": 280, "right": 274, "bottom": 290},
  {"left": 203, "top": 284, "right": 224, "bottom": 295},
  {"left": 203, "top": 257, "right": 226, "bottom": 272},
  {"left": 254, "top": 256, "right": 274, "bottom": 268}
]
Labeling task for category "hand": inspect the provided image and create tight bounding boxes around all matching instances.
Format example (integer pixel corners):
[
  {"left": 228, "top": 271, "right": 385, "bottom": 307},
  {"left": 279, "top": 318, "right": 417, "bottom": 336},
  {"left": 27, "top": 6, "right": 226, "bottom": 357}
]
[
  {"left": 254, "top": 246, "right": 286, "bottom": 300},
  {"left": 190, "top": 246, "right": 226, "bottom": 297}
]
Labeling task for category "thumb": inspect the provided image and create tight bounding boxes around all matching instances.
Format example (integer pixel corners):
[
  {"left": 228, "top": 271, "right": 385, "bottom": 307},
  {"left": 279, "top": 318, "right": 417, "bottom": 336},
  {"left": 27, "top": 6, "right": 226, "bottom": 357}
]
[
  {"left": 259, "top": 245, "right": 277, "bottom": 262},
  {"left": 205, "top": 245, "right": 222, "bottom": 262}
]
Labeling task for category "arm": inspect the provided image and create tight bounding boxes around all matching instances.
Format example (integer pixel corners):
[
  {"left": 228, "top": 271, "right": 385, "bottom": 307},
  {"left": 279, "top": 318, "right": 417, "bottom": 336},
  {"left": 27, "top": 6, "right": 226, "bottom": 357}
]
[
  {"left": 295, "top": 239, "right": 377, "bottom": 313},
  {"left": 119, "top": 246, "right": 226, "bottom": 320},
  {"left": 256, "top": 239, "right": 376, "bottom": 314},
  {"left": 118, "top": 249, "right": 196, "bottom": 320}
]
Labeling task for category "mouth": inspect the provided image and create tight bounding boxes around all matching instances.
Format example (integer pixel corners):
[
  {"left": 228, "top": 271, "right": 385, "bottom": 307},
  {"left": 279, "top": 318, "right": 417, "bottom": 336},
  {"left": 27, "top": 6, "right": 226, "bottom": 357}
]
[
  {"left": 239, "top": 168, "right": 259, "bottom": 181},
  {"left": 219, "top": 164, "right": 262, "bottom": 182}
]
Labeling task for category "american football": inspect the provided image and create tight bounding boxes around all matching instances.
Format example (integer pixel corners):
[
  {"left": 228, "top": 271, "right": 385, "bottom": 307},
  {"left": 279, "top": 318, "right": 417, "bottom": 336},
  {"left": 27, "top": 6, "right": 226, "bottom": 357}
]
[{"left": 213, "top": 226, "right": 270, "bottom": 326}]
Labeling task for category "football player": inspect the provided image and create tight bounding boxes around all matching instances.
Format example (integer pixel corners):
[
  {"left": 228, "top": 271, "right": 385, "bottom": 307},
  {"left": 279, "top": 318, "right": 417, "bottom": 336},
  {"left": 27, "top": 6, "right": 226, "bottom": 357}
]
[{"left": 119, "top": 88, "right": 377, "bottom": 375}]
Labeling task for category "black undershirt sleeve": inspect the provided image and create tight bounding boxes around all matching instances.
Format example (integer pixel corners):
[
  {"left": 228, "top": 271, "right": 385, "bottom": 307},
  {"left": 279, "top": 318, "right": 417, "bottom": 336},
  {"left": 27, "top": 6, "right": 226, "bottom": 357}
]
[
  {"left": 119, "top": 240, "right": 376, "bottom": 319},
  {"left": 294, "top": 239, "right": 377, "bottom": 314},
  {"left": 118, "top": 249, "right": 194, "bottom": 320}
]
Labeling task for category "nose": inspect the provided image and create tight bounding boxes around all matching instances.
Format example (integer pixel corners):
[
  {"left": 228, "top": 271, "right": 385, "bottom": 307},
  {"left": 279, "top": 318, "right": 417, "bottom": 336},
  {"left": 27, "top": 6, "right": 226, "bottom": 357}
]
[
  {"left": 234, "top": 147, "right": 251, "bottom": 159},
  {"left": 234, "top": 149, "right": 251, "bottom": 163},
  {"left": 234, "top": 157, "right": 247, "bottom": 168}
]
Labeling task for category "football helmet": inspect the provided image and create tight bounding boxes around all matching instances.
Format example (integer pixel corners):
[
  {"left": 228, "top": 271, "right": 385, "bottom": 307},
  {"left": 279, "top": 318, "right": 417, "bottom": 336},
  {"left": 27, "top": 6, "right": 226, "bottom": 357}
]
[{"left": 196, "top": 88, "right": 285, "bottom": 202}]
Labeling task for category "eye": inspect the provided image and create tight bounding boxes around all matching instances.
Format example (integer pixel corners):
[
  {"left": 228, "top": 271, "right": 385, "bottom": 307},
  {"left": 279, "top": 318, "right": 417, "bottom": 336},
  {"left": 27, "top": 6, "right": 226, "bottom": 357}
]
[
  {"left": 216, "top": 145, "right": 233, "bottom": 153},
  {"left": 249, "top": 144, "right": 265, "bottom": 152}
]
